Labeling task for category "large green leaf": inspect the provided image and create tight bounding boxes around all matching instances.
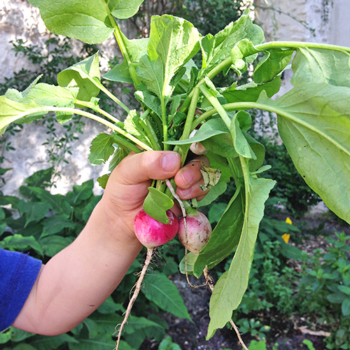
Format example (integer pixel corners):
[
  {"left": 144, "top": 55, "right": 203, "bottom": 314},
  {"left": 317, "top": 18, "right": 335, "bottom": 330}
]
[
  {"left": 0, "top": 96, "right": 44, "bottom": 134},
  {"left": 137, "top": 15, "right": 200, "bottom": 100},
  {"left": 109, "top": 0, "right": 144, "bottom": 19},
  {"left": 222, "top": 77, "right": 281, "bottom": 104},
  {"left": 257, "top": 84, "right": 350, "bottom": 224},
  {"left": 207, "top": 177, "right": 275, "bottom": 338},
  {"left": 291, "top": 48, "right": 350, "bottom": 88},
  {"left": 142, "top": 273, "right": 191, "bottom": 320},
  {"left": 57, "top": 53, "right": 101, "bottom": 101},
  {"left": 104, "top": 36, "right": 148, "bottom": 83},
  {"left": 253, "top": 48, "right": 294, "bottom": 83},
  {"left": 194, "top": 190, "right": 244, "bottom": 277},
  {"left": 201, "top": 10, "right": 264, "bottom": 76},
  {"left": 88, "top": 133, "right": 115, "bottom": 165},
  {"left": 28, "top": 0, "right": 114, "bottom": 44}
]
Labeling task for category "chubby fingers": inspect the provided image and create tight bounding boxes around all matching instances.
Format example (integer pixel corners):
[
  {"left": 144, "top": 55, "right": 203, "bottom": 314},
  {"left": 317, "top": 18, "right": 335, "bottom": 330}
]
[
  {"left": 175, "top": 155, "right": 210, "bottom": 201},
  {"left": 112, "top": 151, "right": 181, "bottom": 186}
]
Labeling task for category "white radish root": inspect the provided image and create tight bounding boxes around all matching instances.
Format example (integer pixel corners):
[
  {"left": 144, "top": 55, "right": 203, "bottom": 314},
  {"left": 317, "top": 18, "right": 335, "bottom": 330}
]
[{"left": 115, "top": 248, "right": 153, "bottom": 350}]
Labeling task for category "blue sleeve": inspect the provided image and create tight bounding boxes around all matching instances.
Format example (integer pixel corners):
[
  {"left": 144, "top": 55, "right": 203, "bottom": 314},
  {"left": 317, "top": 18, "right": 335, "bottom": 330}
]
[{"left": 0, "top": 249, "right": 42, "bottom": 332}]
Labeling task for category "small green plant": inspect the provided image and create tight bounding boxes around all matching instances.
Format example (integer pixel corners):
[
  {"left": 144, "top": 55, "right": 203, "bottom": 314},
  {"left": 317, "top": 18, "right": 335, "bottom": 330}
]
[
  {"left": 236, "top": 318, "right": 270, "bottom": 340},
  {"left": 299, "top": 233, "right": 350, "bottom": 349}
]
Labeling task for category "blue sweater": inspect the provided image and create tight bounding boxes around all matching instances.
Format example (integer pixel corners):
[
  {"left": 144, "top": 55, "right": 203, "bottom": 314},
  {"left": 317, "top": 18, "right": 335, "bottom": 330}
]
[{"left": 0, "top": 249, "right": 42, "bottom": 332}]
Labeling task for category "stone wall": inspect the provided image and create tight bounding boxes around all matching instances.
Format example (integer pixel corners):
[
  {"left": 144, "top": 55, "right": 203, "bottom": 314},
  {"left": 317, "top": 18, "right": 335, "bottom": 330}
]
[{"left": 0, "top": 0, "right": 133, "bottom": 195}]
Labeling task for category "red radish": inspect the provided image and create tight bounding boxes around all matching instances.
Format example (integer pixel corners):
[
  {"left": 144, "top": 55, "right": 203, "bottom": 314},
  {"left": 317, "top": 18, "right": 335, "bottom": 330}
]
[
  {"left": 116, "top": 209, "right": 179, "bottom": 350},
  {"left": 178, "top": 211, "right": 212, "bottom": 255},
  {"left": 134, "top": 209, "right": 179, "bottom": 248}
]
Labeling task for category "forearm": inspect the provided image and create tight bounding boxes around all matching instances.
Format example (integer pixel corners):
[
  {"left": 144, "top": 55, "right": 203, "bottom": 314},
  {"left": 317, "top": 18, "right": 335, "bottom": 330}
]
[{"left": 12, "top": 198, "right": 142, "bottom": 335}]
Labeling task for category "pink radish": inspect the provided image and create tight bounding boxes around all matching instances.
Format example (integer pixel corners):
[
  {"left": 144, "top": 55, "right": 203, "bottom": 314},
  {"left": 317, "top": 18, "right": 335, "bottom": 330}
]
[
  {"left": 134, "top": 209, "right": 179, "bottom": 248},
  {"left": 178, "top": 211, "right": 212, "bottom": 255},
  {"left": 115, "top": 209, "right": 179, "bottom": 349}
]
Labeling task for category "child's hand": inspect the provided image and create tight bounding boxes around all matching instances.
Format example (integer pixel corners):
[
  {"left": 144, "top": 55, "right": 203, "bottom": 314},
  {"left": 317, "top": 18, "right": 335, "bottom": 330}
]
[{"left": 100, "top": 151, "right": 209, "bottom": 242}]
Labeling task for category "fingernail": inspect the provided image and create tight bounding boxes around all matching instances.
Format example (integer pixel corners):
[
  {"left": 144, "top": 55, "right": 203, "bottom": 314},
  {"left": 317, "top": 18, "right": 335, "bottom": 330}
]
[
  {"left": 181, "top": 169, "right": 195, "bottom": 187},
  {"left": 178, "top": 187, "right": 192, "bottom": 198},
  {"left": 161, "top": 153, "right": 180, "bottom": 172}
]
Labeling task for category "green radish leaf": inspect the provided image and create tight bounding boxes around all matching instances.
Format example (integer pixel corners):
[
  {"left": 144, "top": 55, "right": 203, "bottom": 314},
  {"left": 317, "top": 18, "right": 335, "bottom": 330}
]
[
  {"left": 26, "top": 187, "right": 72, "bottom": 216},
  {"left": 253, "top": 48, "right": 294, "bottom": 83},
  {"left": 291, "top": 48, "right": 350, "bottom": 88},
  {"left": 28, "top": 0, "right": 114, "bottom": 44},
  {"left": 0, "top": 96, "right": 46, "bottom": 134},
  {"left": 257, "top": 84, "right": 350, "bottom": 224},
  {"left": 135, "top": 90, "right": 162, "bottom": 118},
  {"left": 222, "top": 76, "right": 281, "bottom": 103},
  {"left": 142, "top": 273, "right": 191, "bottom": 320},
  {"left": 17, "top": 201, "right": 50, "bottom": 227},
  {"left": 109, "top": 0, "right": 144, "bottom": 19},
  {"left": 179, "top": 252, "right": 198, "bottom": 275},
  {"left": 40, "top": 236, "right": 74, "bottom": 257},
  {"left": 41, "top": 215, "right": 76, "bottom": 238},
  {"left": 124, "top": 110, "right": 148, "bottom": 140},
  {"left": 5, "top": 81, "right": 78, "bottom": 124},
  {"left": 194, "top": 190, "right": 244, "bottom": 277},
  {"left": 165, "top": 118, "right": 230, "bottom": 145},
  {"left": 109, "top": 146, "right": 129, "bottom": 172},
  {"left": 230, "top": 112, "right": 256, "bottom": 159},
  {"left": 230, "top": 39, "right": 259, "bottom": 74},
  {"left": 137, "top": 15, "right": 200, "bottom": 100},
  {"left": 207, "top": 177, "right": 275, "bottom": 338},
  {"left": 245, "top": 134, "right": 265, "bottom": 172},
  {"left": 104, "top": 36, "right": 148, "bottom": 83},
  {"left": 0, "top": 234, "right": 43, "bottom": 256},
  {"left": 58, "top": 53, "right": 101, "bottom": 102},
  {"left": 103, "top": 60, "right": 132, "bottom": 84},
  {"left": 97, "top": 174, "right": 110, "bottom": 189},
  {"left": 143, "top": 187, "right": 174, "bottom": 224},
  {"left": 66, "top": 179, "right": 94, "bottom": 207},
  {"left": 201, "top": 10, "right": 264, "bottom": 76},
  {"left": 88, "top": 133, "right": 115, "bottom": 166}
]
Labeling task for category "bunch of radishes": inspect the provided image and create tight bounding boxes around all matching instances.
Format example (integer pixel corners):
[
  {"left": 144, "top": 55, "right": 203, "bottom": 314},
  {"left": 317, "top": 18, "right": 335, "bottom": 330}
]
[{"left": 115, "top": 180, "right": 212, "bottom": 349}]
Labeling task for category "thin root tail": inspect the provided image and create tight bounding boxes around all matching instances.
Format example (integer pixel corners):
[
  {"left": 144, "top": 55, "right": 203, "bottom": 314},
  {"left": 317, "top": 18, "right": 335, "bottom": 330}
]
[{"left": 115, "top": 248, "right": 154, "bottom": 350}]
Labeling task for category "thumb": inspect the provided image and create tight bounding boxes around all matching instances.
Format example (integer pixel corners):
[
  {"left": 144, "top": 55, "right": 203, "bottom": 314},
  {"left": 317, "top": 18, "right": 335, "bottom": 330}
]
[{"left": 111, "top": 151, "right": 181, "bottom": 185}]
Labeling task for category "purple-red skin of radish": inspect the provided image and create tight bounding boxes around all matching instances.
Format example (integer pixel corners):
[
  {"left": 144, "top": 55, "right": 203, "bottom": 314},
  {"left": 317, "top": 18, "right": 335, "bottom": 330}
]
[
  {"left": 178, "top": 212, "right": 212, "bottom": 255},
  {"left": 134, "top": 209, "right": 179, "bottom": 249}
]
